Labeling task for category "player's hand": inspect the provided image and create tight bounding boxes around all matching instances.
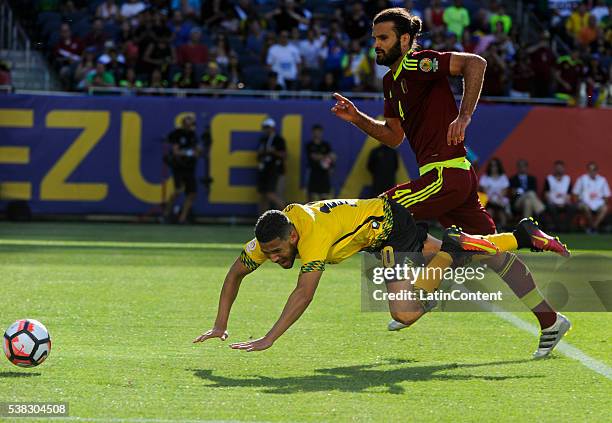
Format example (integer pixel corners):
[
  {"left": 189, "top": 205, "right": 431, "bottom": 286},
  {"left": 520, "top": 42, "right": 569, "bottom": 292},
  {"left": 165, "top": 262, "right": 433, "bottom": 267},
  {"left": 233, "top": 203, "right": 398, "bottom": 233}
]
[
  {"left": 229, "top": 336, "right": 274, "bottom": 352},
  {"left": 447, "top": 115, "right": 471, "bottom": 145},
  {"left": 193, "top": 327, "right": 228, "bottom": 343},
  {"left": 331, "top": 92, "right": 359, "bottom": 123}
]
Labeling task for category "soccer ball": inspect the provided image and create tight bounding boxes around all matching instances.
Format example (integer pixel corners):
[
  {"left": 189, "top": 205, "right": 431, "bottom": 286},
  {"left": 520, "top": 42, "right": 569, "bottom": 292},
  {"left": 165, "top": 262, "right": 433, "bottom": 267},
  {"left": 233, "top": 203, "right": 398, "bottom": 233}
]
[{"left": 3, "top": 319, "right": 51, "bottom": 367}]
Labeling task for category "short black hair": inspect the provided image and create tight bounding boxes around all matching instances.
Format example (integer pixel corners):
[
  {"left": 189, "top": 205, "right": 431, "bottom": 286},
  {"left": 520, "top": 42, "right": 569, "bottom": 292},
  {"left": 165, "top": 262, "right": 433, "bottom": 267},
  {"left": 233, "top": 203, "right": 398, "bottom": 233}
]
[
  {"left": 255, "top": 210, "right": 292, "bottom": 243},
  {"left": 373, "top": 7, "right": 422, "bottom": 47},
  {"left": 486, "top": 157, "right": 505, "bottom": 176}
]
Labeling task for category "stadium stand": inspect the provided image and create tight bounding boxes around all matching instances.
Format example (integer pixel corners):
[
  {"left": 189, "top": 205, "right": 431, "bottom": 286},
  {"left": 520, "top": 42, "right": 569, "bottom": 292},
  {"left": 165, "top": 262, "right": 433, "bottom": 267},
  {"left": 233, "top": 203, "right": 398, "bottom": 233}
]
[{"left": 0, "top": 0, "right": 608, "bottom": 105}]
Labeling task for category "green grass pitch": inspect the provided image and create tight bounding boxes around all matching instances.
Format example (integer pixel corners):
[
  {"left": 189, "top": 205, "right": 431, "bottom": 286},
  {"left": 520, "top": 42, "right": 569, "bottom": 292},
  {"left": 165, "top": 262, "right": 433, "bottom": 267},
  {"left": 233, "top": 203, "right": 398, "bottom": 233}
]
[{"left": 0, "top": 222, "right": 610, "bottom": 422}]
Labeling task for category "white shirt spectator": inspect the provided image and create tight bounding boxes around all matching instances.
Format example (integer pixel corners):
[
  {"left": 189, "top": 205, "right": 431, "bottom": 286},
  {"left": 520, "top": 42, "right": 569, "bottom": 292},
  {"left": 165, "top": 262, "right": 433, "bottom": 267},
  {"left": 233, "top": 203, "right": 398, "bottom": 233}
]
[
  {"left": 573, "top": 173, "right": 610, "bottom": 211},
  {"left": 120, "top": 1, "right": 146, "bottom": 22},
  {"left": 544, "top": 174, "right": 571, "bottom": 206},
  {"left": 266, "top": 43, "right": 301, "bottom": 87},
  {"left": 98, "top": 52, "right": 126, "bottom": 65},
  {"left": 479, "top": 174, "right": 510, "bottom": 206},
  {"left": 298, "top": 37, "right": 324, "bottom": 69},
  {"left": 591, "top": 4, "right": 609, "bottom": 22}
]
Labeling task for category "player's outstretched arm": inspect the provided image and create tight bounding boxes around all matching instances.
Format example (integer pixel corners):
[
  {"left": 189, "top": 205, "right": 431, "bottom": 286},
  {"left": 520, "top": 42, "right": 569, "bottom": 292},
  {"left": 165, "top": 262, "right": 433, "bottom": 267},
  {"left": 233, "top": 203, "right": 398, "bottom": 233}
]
[
  {"left": 193, "top": 257, "right": 252, "bottom": 344},
  {"left": 447, "top": 52, "right": 487, "bottom": 146},
  {"left": 230, "top": 270, "right": 323, "bottom": 352},
  {"left": 331, "top": 92, "right": 404, "bottom": 147}
]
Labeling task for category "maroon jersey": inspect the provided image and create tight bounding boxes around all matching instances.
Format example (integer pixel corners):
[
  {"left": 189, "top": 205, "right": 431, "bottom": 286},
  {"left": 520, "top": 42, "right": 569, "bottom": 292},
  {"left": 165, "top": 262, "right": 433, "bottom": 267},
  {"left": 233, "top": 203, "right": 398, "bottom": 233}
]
[{"left": 383, "top": 50, "right": 465, "bottom": 168}]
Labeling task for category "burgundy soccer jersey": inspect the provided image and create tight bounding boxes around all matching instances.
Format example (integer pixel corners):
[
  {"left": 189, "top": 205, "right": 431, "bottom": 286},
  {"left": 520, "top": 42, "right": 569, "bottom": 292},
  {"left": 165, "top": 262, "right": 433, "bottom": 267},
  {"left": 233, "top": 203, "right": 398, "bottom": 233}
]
[{"left": 383, "top": 50, "right": 466, "bottom": 168}]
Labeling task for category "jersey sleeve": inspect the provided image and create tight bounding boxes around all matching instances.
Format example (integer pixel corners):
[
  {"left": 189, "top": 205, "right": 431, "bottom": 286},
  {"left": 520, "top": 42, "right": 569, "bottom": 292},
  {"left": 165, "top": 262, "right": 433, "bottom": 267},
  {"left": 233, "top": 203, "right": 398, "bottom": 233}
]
[
  {"left": 405, "top": 50, "right": 451, "bottom": 80},
  {"left": 297, "top": 228, "right": 332, "bottom": 274},
  {"left": 382, "top": 73, "right": 399, "bottom": 118},
  {"left": 239, "top": 238, "right": 267, "bottom": 271}
]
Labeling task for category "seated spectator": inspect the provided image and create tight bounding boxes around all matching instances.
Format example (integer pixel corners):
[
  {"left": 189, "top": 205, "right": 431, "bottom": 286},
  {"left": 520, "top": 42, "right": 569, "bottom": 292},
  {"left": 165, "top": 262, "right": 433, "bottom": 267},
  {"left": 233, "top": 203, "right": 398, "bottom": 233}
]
[
  {"left": 142, "top": 36, "right": 176, "bottom": 77},
  {"left": 85, "top": 63, "right": 116, "bottom": 89},
  {"left": 245, "top": 20, "right": 266, "bottom": 63},
  {"left": 343, "top": 2, "right": 371, "bottom": 43},
  {"left": 266, "top": 30, "right": 301, "bottom": 90},
  {"left": 119, "top": 67, "right": 144, "bottom": 88},
  {"left": 565, "top": 3, "right": 591, "bottom": 42},
  {"left": 510, "top": 49, "right": 534, "bottom": 98},
  {"left": 526, "top": 30, "right": 556, "bottom": 98},
  {"left": 340, "top": 40, "right": 371, "bottom": 91},
  {"left": 200, "top": 62, "right": 228, "bottom": 89},
  {"left": 171, "top": 0, "right": 202, "bottom": 21},
  {"left": 298, "top": 29, "right": 325, "bottom": 71},
  {"left": 96, "top": 0, "right": 119, "bottom": 22},
  {"left": 585, "top": 54, "right": 608, "bottom": 107},
  {"left": 479, "top": 158, "right": 511, "bottom": 230},
  {"left": 232, "top": 0, "right": 261, "bottom": 36},
  {"left": 264, "top": 71, "right": 283, "bottom": 91},
  {"left": 177, "top": 27, "right": 209, "bottom": 65},
  {"left": 461, "top": 30, "right": 478, "bottom": 53},
  {"left": 83, "top": 18, "right": 110, "bottom": 55},
  {"left": 425, "top": 0, "right": 446, "bottom": 34},
  {"left": 554, "top": 50, "right": 583, "bottom": 104},
  {"left": 481, "top": 43, "right": 508, "bottom": 96},
  {"left": 577, "top": 15, "right": 601, "bottom": 51},
  {"left": 173, "top": 62, "right": 198, "bottom": 89},
  {"left": 573, "top": 162, "right": 610, "bottom": 233},
  {"left": 318, "top": 71, "right": 338, "bottom": 91},
  {"left": 0, "top": 60, "right": 11, "bottom": 86},
  {"left": 265, "top": 0, "right": 310, "bottom": 34},
  {"left": 74, "top": 48, "right": 98, "bottom": 90},
  {"left": 510, "top": 159, "right": 545, "bottom": 219},
  {"left": 168, "top": 10, "right": 192, "bottom": 47},
  {"left": 99, "top": 43, "right": 126, "bottom": 82},
  {"left": 209, "top": 35, "right": 236, "bottom": 73},
  {"left": 149, "top": 68, "right": 168, "bottom": 88},
  {"left": 53, "top": 23, "right": 84, "bottom": 89},
  {"left": 226, "top": 56, "right": 243, "bottom": 89},
  {"left": 443, "top": 0, "right": 470, "bottom": 38},
  {"left": 544, "top": 160, "right": 576, "bottom": 232},
  {"left": 591, "top": 0, "right": 610, "bottom": 22},
  {"left": 120, "top": 0, "right": 147, "bottom": 26},
  {"left": 490, "top": 4, "right": 512, "bottom": 34}
]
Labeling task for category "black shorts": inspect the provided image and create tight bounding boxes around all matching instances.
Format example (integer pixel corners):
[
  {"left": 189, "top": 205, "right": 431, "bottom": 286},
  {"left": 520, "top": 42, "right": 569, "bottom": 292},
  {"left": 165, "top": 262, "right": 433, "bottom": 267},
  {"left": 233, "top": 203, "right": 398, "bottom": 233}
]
[
  {"left": 172, "top": 168, "right": 197, "bottom": 194},
  {"left": 378, "top": 198, "right": 428, "bottom": 267},
  {"left": 257, "top": 170, "right": 280, "bottom": 194}
]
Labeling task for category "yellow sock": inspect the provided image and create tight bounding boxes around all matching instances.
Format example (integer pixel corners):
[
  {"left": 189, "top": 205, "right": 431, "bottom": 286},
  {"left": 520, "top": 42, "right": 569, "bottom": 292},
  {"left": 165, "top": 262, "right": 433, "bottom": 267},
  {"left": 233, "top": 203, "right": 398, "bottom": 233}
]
[
  {"left": 414, "top": 252, "right": 453, "bottom": 293},
  {"left": 483, "top": 233, "right": 518, "bottom": 252}
]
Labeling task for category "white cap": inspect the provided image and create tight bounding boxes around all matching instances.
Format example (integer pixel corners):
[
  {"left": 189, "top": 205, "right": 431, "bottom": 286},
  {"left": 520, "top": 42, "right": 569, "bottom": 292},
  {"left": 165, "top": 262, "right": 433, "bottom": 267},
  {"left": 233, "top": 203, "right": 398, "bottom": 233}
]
[{"left": 262, "top": 118, "right": 276, "bottom": 128}]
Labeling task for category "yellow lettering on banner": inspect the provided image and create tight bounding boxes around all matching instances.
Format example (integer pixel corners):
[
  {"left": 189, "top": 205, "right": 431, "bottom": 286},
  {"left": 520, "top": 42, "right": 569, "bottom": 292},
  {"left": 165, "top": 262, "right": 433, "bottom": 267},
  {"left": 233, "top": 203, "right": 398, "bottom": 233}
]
[
  {"left": 120, "top": 111, "right": 174, "bottom": 203},
  {"left": 41, "top": 111, "right": 109, "bottom": 201},
  {"left": 0, "top": 109, "right": 33, "bottom": 200},
  {"left": 209, "top": 113, "right": 266, "bottom": 204},
  {"left": 281, "top": 115, "right": 305, "bottom": 203},
  {"left": 339, "top": 116, "right": 409, "bottom": 198}
]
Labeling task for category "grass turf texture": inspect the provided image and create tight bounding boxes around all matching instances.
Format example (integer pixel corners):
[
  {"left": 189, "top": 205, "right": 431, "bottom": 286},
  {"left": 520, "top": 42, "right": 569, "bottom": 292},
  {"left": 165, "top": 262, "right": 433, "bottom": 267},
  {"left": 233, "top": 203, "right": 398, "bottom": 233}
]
[{"left": 0, "top": 222, "right": 610, "bottom": 422}]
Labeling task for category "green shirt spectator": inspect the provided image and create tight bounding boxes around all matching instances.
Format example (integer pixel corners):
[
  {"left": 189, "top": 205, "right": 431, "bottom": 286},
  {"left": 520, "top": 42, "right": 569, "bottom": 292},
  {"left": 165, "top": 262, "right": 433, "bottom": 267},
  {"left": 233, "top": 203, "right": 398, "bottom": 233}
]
[
  {"left": 443, "top": 1, "right": 470, "bottom": 37},
  {"left": 86, "top": 64, "right": 116, "bottom": 87},
  {"left": 490, "top": 11, "right": 512, "bottom": 34}
]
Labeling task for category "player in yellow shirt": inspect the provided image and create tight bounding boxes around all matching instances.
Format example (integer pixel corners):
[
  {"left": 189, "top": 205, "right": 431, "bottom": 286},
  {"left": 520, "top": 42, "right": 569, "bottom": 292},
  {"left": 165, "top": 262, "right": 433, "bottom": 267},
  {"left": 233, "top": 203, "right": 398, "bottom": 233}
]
[{"left": 194, "top": 196, "right": 570, "bottom": 358}]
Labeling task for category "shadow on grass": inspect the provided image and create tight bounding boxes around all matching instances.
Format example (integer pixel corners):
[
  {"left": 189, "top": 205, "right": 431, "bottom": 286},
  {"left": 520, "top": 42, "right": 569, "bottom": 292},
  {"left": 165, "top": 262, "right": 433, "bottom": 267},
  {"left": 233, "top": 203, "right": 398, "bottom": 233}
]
[
  {"left": 190, "top": 358, "right": 538, "bottom": 394},
  {"left": 0, "top": 371, "right": 41, "bottom": 378}
]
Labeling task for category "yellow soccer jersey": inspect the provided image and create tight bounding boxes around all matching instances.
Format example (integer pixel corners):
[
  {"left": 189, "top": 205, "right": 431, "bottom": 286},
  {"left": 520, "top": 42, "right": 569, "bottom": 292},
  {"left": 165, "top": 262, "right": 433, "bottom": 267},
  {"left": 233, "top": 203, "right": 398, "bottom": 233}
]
[{"left": 239, "top": 198, "right": 393, "bottom": 273}]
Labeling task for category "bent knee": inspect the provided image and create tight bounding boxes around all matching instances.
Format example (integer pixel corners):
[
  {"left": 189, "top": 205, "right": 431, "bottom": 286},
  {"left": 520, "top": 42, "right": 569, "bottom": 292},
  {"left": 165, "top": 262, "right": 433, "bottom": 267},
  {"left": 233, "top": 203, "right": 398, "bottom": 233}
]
[{"left": 390, "top": 310, "right": 423, "bottom": 327}]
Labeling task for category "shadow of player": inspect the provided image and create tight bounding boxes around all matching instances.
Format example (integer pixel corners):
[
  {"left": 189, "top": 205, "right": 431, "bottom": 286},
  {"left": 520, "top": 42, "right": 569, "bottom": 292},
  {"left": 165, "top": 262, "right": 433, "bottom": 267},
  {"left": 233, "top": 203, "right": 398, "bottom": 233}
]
[
  {"left": 190, "top": 357, "right": 538, "bottom": 394},
  {"left": 0, "top": 371, "right": 41, "bottom": 378}
]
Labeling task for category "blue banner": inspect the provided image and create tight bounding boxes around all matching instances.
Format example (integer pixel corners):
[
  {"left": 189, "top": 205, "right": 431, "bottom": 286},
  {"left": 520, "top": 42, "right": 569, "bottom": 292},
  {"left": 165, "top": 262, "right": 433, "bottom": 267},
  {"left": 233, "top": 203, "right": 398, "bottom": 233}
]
[{"left": 0, "top": 94, "right": 530, "bottom": 216}]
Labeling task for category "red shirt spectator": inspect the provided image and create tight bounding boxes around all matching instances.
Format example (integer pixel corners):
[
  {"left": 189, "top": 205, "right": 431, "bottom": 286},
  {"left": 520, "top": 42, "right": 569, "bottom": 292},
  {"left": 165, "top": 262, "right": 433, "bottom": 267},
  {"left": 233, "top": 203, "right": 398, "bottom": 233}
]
[
  {"left": 177, "top": 28, "right": 209, "bottom": 65},
  {"left": 54, "top": 23, "right": 84, "bottom": 66},
  {"left": 83, "top": 19, "right": 109, "bottom": 53}
]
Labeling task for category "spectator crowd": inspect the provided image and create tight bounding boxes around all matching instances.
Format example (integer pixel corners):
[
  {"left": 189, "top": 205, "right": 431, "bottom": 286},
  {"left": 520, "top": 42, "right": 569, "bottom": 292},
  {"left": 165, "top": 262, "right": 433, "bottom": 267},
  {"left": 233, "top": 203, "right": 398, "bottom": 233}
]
[{"left": 1, "top": 0, "right": 604, "bottom": 105}]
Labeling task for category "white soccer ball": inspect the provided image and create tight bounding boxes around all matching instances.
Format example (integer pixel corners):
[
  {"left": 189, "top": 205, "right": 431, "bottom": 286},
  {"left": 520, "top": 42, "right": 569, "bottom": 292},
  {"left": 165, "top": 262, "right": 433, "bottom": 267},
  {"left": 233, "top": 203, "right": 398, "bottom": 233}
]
[{"left": 3, "top": 319, "right": 51, "bottom": 367}]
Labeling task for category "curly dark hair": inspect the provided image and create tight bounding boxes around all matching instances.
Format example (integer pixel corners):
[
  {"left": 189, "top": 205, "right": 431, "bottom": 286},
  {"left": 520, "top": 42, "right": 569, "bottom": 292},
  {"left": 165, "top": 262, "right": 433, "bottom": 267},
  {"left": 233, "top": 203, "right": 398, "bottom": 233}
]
[
  {"left": 373, "top": 8, "right": 422, "bottom": 48},
  {"left": 255, "top": 210, "right": 292, "bottom": 243}
]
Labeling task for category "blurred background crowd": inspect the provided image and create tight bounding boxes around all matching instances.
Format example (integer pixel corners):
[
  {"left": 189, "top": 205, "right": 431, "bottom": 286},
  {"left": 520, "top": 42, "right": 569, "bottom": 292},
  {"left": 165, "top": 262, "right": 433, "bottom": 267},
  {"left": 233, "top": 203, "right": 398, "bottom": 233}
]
[{"left": 2, "top": 0, "right": 610, "bottom": 105}]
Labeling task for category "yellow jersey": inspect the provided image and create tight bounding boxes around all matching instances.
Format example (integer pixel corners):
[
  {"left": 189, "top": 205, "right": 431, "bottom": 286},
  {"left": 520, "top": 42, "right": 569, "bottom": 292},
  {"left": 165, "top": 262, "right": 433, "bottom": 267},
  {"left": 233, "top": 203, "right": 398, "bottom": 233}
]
[{"left": 240, "top": 198, "right": 393, "bottom": 273}]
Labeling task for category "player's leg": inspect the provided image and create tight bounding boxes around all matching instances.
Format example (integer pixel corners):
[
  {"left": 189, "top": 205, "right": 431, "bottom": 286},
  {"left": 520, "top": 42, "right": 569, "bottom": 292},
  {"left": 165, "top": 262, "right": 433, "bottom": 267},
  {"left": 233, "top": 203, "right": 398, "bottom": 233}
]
[{"left": 178, "top": 172, "right": 197, "bottom": 223}]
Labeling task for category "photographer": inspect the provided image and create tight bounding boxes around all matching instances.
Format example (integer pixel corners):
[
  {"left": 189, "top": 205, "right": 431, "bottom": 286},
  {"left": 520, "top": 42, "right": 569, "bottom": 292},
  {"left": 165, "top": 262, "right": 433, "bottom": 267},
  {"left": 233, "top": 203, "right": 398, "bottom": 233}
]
[
  {"left": 163, "top": 115, "right": 201, "bottom": 224},
  {"left": 257, "top": 118, "right": 286, "bottom": 214}
]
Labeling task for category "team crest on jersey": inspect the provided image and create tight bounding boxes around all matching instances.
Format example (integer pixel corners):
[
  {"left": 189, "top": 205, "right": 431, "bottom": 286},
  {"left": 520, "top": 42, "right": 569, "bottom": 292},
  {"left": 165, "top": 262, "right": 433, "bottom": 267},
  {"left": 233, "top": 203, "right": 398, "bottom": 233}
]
[
  {"left": 419, "top": 58, "right": 438, "bottom": 72},
  {"left": 400, "top": 79, "right": 408, "bottom": 94},
  {"left": 246, "top": 239, "right": 257, "bottom": 252}
]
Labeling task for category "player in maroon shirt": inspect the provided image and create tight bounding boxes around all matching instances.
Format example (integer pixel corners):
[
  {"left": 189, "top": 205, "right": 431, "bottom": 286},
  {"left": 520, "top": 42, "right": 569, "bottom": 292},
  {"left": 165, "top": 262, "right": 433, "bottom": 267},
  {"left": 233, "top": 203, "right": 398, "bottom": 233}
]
[{"left": 332, "top": 8, "right": 570, "bottom": 357}]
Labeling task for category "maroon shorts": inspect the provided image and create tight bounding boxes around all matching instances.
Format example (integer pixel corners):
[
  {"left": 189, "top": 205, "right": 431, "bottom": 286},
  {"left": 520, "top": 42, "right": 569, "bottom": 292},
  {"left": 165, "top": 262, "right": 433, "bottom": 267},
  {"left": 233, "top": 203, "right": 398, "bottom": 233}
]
[{"left": 384, "top": 166, "right": 496, "bottom": 235}]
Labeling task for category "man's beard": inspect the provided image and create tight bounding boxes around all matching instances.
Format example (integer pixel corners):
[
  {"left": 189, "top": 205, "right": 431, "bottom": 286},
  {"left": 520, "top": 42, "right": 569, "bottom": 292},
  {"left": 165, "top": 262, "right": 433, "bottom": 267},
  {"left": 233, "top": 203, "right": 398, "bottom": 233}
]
[{"left": 375, "top": 39, "right": 403, "bottom": 66}]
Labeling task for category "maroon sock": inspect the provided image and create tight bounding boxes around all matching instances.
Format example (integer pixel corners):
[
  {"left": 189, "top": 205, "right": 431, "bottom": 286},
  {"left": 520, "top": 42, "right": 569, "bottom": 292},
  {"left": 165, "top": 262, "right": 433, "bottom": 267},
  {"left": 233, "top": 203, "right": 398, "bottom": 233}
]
[{"left": 495, "top": 253, "right": 557, "bottom": 329}]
